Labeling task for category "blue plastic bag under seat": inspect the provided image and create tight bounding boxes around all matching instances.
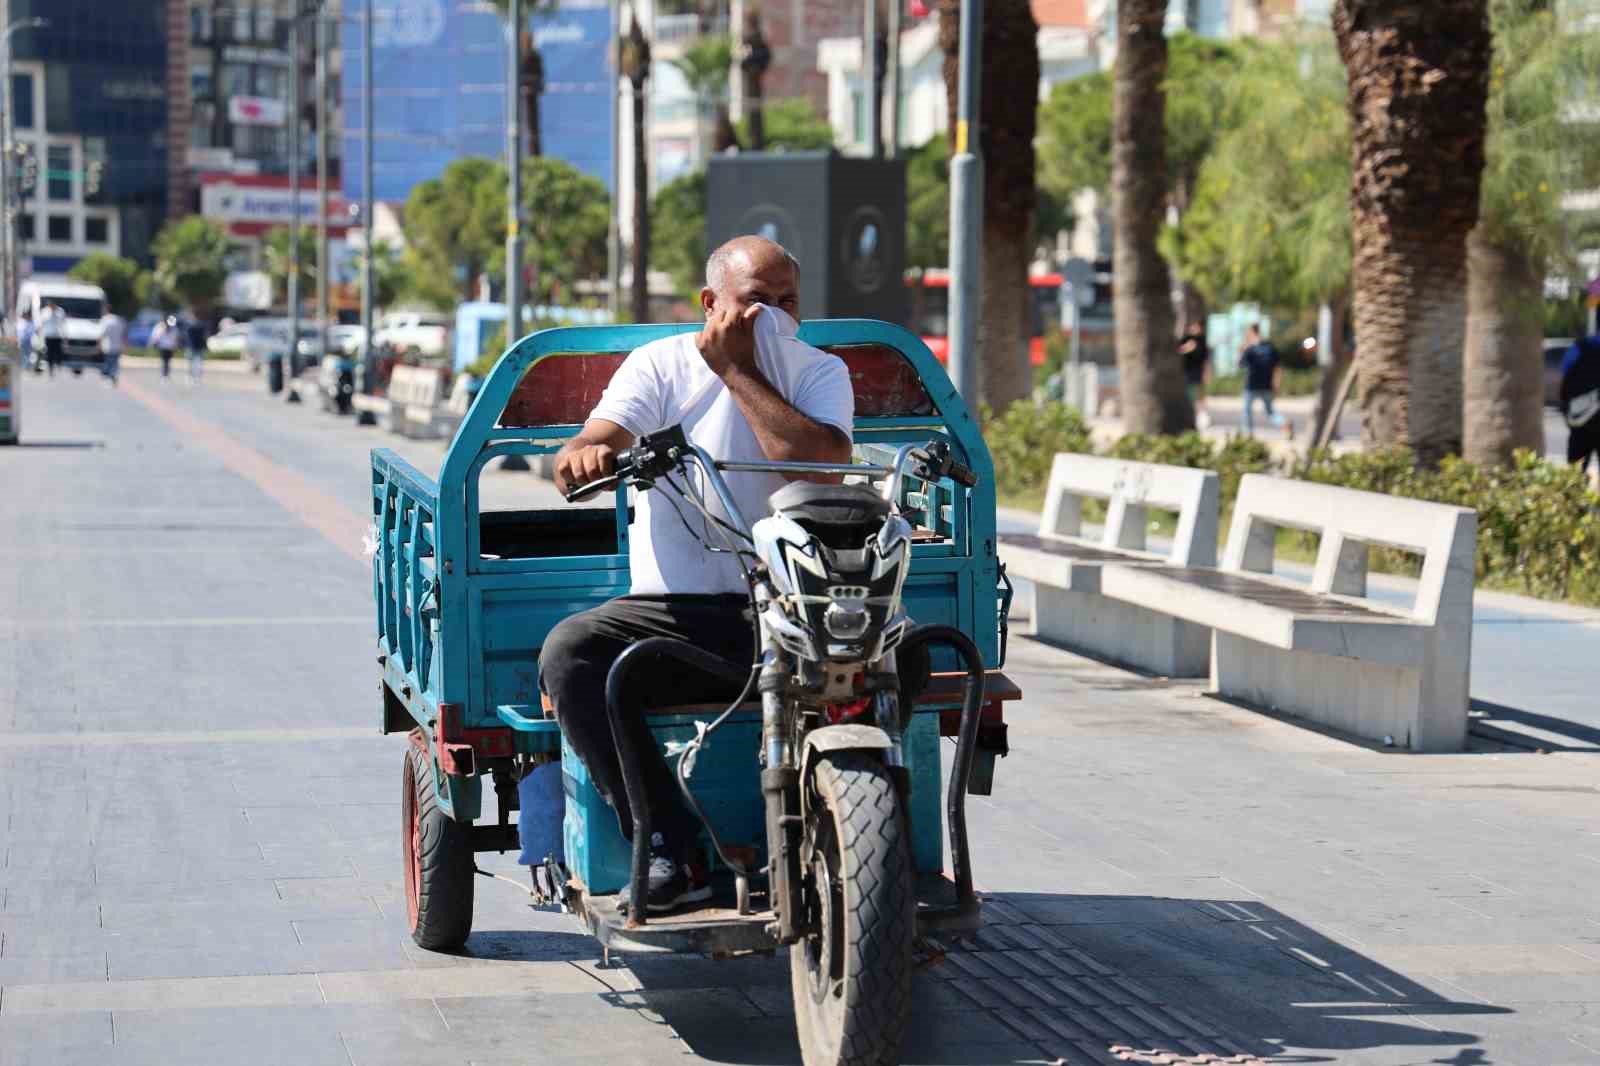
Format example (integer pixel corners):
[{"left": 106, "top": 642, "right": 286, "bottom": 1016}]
[{"left": 517, "top": 761, "right": 566, "bottom": 866}]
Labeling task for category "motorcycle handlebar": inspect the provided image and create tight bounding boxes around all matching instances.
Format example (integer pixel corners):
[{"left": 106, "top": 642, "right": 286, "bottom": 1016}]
[{"left": 563, "top": 445, "right": 640, "bottom": 503}]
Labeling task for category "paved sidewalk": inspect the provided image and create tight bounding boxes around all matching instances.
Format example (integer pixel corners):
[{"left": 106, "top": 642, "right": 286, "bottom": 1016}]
[{"left": 4, "top": 370, "right": 1599, "bottom": 1065}]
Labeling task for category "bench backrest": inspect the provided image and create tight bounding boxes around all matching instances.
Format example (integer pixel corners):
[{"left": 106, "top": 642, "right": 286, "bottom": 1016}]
[
  {"left": 1039, "top": 453, "right": 1220, "bottom": 567},
  {"left": 388, "top": 364, "right": 445, "bottom": 409},
  {"left": 1223, "top": 474, "right": 1476, "bottom": 626}
]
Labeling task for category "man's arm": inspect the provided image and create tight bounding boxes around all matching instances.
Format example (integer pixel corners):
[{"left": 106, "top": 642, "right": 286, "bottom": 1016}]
[
  {"left": 699, "top": 307, "right": 852, "bottom": 481},
  {"left": 553, "top": 419, "right": 636, "bottom": 496}
]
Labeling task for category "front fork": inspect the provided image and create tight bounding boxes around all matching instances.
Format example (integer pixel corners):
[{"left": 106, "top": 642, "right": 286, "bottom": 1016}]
[{"left": 760, "top": 644, "right": 907, "bottom": 944}]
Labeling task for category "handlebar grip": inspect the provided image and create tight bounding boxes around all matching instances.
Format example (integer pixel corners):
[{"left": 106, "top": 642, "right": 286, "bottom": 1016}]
[
  {"left": 565, "top": 473, "right": 622, "bottom": 503},
  {"left": 947, "top": 461, "right": 980, "bottom": 489},
  {"left": 563, "top": 444, "right": 640, "bottom": 503}
]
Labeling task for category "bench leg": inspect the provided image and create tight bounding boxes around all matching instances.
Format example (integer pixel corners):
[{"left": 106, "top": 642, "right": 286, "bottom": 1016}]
[
  {"left": 1033, "top": 585, "right": 1210, "bottom": 678},
  {"left": 1211, "top": 633, "right": 1466, "bottom": 752}
]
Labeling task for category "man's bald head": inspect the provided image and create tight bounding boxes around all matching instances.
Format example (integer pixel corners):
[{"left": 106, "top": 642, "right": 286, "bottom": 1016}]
[{"left": 701, "top": 235, "right": 801, "bottom": 319}]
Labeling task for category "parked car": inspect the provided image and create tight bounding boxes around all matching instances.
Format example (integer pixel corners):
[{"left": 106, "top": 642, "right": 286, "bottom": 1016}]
[
  {"left": 207, "top": 322, "right": 250, "bottom": 357},
  {"left": 128, "top": 308, "right": 165, "bottom": 348},
  {"left": 1544, "top": 338, "right": 1575, "bottom": 408},
  {"left": 373, "top": 310, "right": 451, "bottom": 357},
  {"left": 296, "top": 326, "right": 327, "bottom": 363},
  {"left": 328, "top": 324, "right": 366, "bottom": 356},
  {"left": 244, "top": 318, "right": 289, "bottom": 372}
]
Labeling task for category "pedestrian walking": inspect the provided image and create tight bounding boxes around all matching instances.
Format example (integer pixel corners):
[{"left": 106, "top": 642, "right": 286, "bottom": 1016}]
[
  {"left": 1561, "top": 335, "right": 1600, "bottom": 482},
  {"left": 38, "top": 302, "right": 64, "bottom": 377},
  {"left": 183, "top": 312, "right": 207, "bottom": 385},
  {"left": 15, "top": 311, "right": 34, "bottom": 373},
  {"left": 1239, "top": 325, "right": 1291, "bottom": 439},
  {"left": 99, "top": 307, "right": 125, "bottom": 386},
  {"left": 152, "top": 314, "right": 180, "bottom": 379},
  {"left": 1179, "top": 321, "right": 1211, "bottom": 430}
]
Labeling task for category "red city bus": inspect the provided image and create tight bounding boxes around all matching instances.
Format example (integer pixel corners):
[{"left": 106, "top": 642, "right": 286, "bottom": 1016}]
[{"left": 909, "top": 270, "right": 1066, "bottom": 367}]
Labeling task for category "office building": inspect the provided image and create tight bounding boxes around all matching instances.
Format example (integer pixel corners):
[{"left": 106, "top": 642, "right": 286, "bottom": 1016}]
[{"left": 3, "top": 0, "right": 167, "bottom": 270}]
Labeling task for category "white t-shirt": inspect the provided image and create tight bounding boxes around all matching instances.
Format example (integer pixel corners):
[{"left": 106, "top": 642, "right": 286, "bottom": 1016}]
[
  {"left": 589, "top": 308, "right": 855, "bottom": 596},
  {"left": 100, "top": 314, "right": 126, "bottom": 352}
]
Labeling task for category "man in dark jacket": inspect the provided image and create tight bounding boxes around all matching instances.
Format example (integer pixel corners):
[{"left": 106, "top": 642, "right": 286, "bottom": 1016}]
[{"left": 1561, "top": 335, "right": 1600, "bottom": 475}]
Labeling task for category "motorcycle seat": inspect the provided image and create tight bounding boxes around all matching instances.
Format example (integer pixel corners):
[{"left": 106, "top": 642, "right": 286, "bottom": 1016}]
[{"left": 768, "top": 481, "right": 890, "bottom": 527}]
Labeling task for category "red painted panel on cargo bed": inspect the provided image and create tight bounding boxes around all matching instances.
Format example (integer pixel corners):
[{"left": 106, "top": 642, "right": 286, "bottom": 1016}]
[{"left": 496, "top": 343, "right": 935, "bottom": 428}]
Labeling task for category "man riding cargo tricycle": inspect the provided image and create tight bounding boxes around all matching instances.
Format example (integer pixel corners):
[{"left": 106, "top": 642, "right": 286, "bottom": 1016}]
[{"left": 371, "top": 238, "right": 1018, "bottom": 1066}]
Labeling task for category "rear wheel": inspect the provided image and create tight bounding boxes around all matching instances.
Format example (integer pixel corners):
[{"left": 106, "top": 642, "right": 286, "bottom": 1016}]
[
  {"left": 401, "top": 741, "right": 475, "bottom": 950},
  {"left": 790, "top": 752, "right": 914, "bottom": 1066}
]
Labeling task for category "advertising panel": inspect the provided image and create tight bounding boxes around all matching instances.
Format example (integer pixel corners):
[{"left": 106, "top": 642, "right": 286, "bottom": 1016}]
[
  {"left": 228, "top": 95, "right": 287, "bottom": 127},
  {"left": 340, "top": 0, "right": 507, "bottom": 204},
  {"left": 200, "top": 174, "right": 352, "bottom": 236},
  {"left": 342, "top": 0, "right": 613, "bottom": 204},
  {"left": 529, "top": 1, "right": 614, "bottom": 188}
]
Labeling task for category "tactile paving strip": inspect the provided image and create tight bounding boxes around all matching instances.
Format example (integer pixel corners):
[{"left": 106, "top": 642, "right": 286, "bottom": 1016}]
[{"left": 919, "top": 898, "right": 1273, "bottom": 1066}]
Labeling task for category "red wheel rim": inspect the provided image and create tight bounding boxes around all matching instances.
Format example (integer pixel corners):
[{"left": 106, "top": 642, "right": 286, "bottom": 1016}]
[{"left": 403, "top": 759, "right": 422, "bottom": 930}]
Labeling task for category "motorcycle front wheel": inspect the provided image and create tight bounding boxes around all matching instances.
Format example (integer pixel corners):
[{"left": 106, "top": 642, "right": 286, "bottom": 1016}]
[{"left": 791, "top": 751, "right": 914, "bottom": 1066}]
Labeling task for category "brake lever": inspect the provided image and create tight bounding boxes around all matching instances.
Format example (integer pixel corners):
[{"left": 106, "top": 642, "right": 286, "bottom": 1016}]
[{"left": 565, "top": 473, "right": 623, "bottom": 503}]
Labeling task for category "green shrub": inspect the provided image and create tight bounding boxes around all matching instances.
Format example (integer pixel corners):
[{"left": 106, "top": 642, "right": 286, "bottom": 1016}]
[
  {"left": 1300, "top": 447, "right": 1600, "bottom": 602},
  {"left": 1206, "top": 367, "right": 1322, "bottom": 396},
  {"left": 982, "top": 401, "right": 1093, "bottom": 497},
  {"left": 981, "top": 401, "right": 1600, "bottom": 606}
]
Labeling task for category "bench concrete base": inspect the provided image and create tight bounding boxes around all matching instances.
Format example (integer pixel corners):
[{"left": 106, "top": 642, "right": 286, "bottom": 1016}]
[
  {"left": 1034, "top": 584, "right": 1210, "bottom": 678},
  {"left": 1211, "top": 631, "right": 1467, "bottom": 752}
]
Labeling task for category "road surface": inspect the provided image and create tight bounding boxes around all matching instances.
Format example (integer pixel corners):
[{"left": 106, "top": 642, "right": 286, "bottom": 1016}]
[{"left": 3, "top": 365, "right": 1599, "bottom": 1065}]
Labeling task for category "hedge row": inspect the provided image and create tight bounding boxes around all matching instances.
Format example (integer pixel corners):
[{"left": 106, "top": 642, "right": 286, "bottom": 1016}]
[{"left": 984, "top": 403, "right": 1600, "bottom": 606}]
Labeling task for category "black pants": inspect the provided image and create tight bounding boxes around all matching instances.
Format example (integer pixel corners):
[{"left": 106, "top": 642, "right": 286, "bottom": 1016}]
[
  {"left": 1569, "top": 424, "right": 1600, "bottom": 470},
  {"left": 45, "top": 337, "right": 62, "bottom": 375},
  {"left": 540, "top": 595, "right": 756, "bottom": 849}
]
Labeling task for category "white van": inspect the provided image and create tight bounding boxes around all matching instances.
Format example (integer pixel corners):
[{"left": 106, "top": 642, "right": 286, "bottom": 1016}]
[{"left": 18, "top": 276, "right": 108, "bottom": 369}]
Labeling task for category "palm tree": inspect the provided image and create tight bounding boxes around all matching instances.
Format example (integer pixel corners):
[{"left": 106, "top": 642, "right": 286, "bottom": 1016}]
[
  {"left": 621, "top": 11, "right": 652, "bottom": 323},
  {"left": 1332, "top": 0, "right": 1492, "bottom": 466},
  {"left": 1463, "top": 0, "right": 1600, "bottom": 466},
  {"left": 937, "top": 0, "right": 1041, "bottom": 413},
  {"left": 672, "top": 34, "right": 738, "bottom": 158},
  {"left": 1109, "top": 0, "right": 1190, "bottom": 433},
  {"left": 488, "top": 0, "right": 553, "bottom": 157},
  {"left": 737, "top": 7, "right": 771, "bottom": 150}
]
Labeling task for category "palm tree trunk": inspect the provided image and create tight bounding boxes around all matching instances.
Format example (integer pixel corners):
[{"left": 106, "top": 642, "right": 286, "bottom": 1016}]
[
  {"left": 1464, "top": 227, "right": 1544, "bottom": 465},
  {"left": 938, "top": 0, "right": 1040, "bottom": 413},
  {"left": 1333, "top": 0, "right": 1491, "bottom": 467},
  {"left": 521, "top": 34, "right": 544, "bottom": 157},
  {"left": 1111, "top": 0, "right": 1191, "bottom": 434}
]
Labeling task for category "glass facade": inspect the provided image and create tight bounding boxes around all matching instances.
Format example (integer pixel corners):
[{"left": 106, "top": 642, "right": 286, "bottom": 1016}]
[{"left": 9, "top": 0, "right": 167, "bottom": 264}]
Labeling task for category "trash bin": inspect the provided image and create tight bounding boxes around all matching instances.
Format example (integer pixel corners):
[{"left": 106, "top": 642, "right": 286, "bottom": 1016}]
[
  {"left": 266, "top": 353, "right": 284, "bottom": 394},
  {"left": 0, "top": 339, "right": 19, "bottom": 444}
]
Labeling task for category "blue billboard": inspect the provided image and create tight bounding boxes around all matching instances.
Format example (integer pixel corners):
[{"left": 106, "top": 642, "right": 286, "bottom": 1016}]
[
  {"left": 530, "top": 1, "right": 615, "bottom": 188},
  {"left": 342, "top": 0, "right": 613, "bottom": 206}
]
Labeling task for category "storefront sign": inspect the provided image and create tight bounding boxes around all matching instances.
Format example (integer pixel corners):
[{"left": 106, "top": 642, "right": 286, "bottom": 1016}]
[
  {"left": 228, "top": 95, "right": 287, "bottom": 127},
  {"left": 200, "top": 174, "right": 351, "bottom": 236}
]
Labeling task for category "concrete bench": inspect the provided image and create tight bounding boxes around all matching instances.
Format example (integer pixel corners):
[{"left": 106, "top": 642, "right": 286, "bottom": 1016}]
[
  {"left": 1100, "top": 474, "right": 1476, "bottom": 751},
  {"left": 999, "top": 454, "right": 1220, "bottom": 677},
  {"left": 352, "top": 365, "right": 455, "bottom": 437}
]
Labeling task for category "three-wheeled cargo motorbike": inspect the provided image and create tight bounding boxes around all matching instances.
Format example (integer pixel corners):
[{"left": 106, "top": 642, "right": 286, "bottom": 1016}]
[{"left": 371, "top": 321, "right": 1018, "bottom": 1066}]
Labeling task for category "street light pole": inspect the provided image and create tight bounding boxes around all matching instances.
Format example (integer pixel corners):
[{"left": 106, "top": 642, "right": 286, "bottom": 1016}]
[
  {"left": 286, "top": 8, "right": 301, "bottom": 396},
  {"left": 607, "top": 0, "right": 621, "bottom": 322},
  {"left": 0, "top": 18, "right": 46, "bottom": 320},
  {"left": 505, "top": 0, "right": 523, "bottom": 347},
  {"left": 309, "top": 0, "right": 329, "bottom": 403},
  {"left": 361, "top": 0, "right": 374, "bottom": 386},
  {"left": 947, "top": 0, "right": 983, "bottom": 404}
]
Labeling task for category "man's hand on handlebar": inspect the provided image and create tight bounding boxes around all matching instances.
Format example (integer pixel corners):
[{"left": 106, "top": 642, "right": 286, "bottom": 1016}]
[
  {"left": 555, "top": 419, "right": 637, "bottom": 500},
  {"left": 555, "top": 444, "right": 616, "bottom": 497}
]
